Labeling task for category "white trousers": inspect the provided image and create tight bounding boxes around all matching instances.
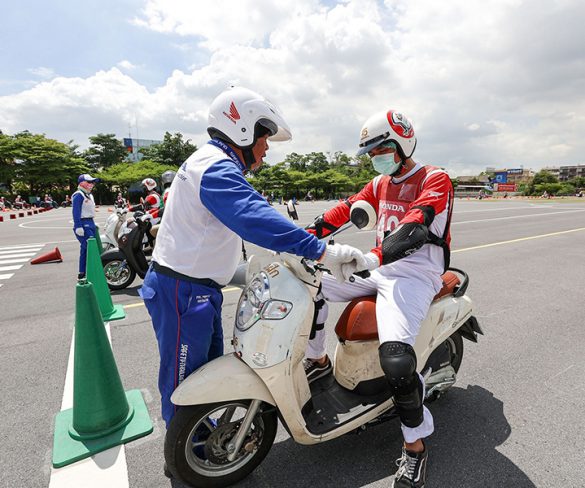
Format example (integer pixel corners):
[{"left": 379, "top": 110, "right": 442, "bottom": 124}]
[{"left": 306, "top": 267, "right": 442, "bottom": 442}]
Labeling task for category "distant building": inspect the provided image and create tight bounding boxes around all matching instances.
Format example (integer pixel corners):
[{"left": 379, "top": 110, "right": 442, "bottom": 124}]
[
  {"left": 486, "top": 167, "right": 534, "bottom": 184},
  {"left": 558, "top": 164, "right": 585, "bottom": 181},
  {"left": 541, "top": 166, "right": 560, "bottom": 179},
  {"left": 123, "top": 138, "right": 161, "bottom": 162}
]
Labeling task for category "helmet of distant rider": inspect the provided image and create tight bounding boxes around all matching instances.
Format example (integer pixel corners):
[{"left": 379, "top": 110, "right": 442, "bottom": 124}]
[
  {"left": 207, "top": 87, "right": 292, "bottom": 167},
  {"left": 356, "top": 110, "right": 416, "bottom": 160},
  {"left": 161, "top": 170, "right": 176, "bottom": 188},
  {"left": 141, "top": 178, "right": 157, "bottom": 192}
]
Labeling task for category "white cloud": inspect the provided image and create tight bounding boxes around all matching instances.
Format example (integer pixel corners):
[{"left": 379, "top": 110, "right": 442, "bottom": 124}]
[
  {"left": 2, "top": 0, "right": 585, "bottom": 175},
  {"left": 117, "top": 60, "right": 138, "bottom": 71},
  {"left": 27, "top": 67, "right": 56, "bottom": 79}
]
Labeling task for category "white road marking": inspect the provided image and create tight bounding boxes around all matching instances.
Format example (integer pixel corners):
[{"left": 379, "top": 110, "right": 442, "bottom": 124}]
[
  {"left": 0, "top": 273, "right": 15, "bottom": 279},
  {"left": 0, "top": 249, "right": 41, "bottom": 255},
  {"left": 0, "top": 265, "right": 23, "bottom": 272},
  {"left": 49, "top": 323, "right": 129, "bottom": 488},
  {"left": 0, "top": 243, "right": 46, "bottom": 251},
  {"left": 0, "top": 257, "right": 32, "bottom": 265},
  {"left": 453, "top": 208, "right": 585, "bottom": 225}
]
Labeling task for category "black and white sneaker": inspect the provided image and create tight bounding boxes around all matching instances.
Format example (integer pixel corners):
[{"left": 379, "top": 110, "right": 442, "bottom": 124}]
[
  {"left": 303, "top": 356, "right": 333, "bottom": 384},
  {"left": 392, "top": 445, "right": 428, "bottom": 488}
]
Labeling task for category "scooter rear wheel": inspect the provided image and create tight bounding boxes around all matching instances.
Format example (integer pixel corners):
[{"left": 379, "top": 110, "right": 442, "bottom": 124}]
[{"left": 165, "top": 400, "right": 277, "bottom": 488}]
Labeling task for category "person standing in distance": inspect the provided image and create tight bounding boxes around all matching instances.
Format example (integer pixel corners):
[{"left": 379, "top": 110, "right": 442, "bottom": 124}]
[
  {"left": 139, "top": 86, "right": 364, "bottom": 430},
  {"left": 72, "top": 174, "right": 100, "bottom": 279}
]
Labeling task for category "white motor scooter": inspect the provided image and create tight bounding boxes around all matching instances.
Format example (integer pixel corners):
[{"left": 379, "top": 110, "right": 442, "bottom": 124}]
[
  {"left": 100, "top": 206, "right": 128, "bottom": 251},
  {"left": 164, "top": 202, "right": 483, "bottom": 487}
]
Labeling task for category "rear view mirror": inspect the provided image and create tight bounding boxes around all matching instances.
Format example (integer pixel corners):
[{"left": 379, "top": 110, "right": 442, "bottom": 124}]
[{"left": 350, "top": 200, "right": 377, "bottom": 231}]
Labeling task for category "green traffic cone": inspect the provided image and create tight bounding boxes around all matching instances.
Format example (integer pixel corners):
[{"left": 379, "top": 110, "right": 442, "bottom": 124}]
[
  {"left": 52, "top": 281, "right": 153, "bottom": 468},
  {"left": 85, "top": 238, "right": 125, "bottom": 321},
  {"left": 94, "top": 225, "right": 104, "bottom": 254}
]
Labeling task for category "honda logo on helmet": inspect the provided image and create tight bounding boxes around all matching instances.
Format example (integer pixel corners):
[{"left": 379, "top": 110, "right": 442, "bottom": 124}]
[
  {"left": 223, "top": 101, "right": 241, "bottom": 124},
  {"left": 389, "top": 111, "right": 414, "bottom": 138}
]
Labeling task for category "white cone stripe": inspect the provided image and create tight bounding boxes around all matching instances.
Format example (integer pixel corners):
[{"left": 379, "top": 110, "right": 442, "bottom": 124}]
[
  {"left": 0, "top": 248, "right": 41, "bottom": 255},
  {"left": 0, "top": 258, "right": 31, "bottom": 265},
  {"left": 0, "top": 274, "right": 15, "bottom": 280},
  {"left": 0, "top": 243, "right": 46, "bottom": 251},
  {"left": 0, "top": 265, "right": 23, "bottom": 272}
]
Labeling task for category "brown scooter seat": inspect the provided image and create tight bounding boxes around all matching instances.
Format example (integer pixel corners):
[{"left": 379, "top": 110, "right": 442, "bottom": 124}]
[{"left": 334, "top": 271, "right": 461, "bottom": 342}]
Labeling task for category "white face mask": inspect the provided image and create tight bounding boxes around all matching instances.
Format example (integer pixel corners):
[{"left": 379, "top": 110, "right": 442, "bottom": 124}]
[{"left": 372, "top": 152, "right": 401, "bottom": 176}]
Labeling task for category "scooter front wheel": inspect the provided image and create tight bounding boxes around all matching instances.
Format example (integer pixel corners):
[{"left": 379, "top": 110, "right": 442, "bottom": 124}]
[
  {"left": 165, "top": 400, "right": 277, "bottom": 488},
  {"left": 102, "top": 258, "right": 136, "bottom": 290}
]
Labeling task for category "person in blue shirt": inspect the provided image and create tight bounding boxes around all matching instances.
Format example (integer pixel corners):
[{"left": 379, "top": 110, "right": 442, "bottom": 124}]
[
  {"left": 139, "top": 87, "right": 365, "bottom": 432},
  {"left": 72, "top": 174, "right": 100, "bottom": 279}
]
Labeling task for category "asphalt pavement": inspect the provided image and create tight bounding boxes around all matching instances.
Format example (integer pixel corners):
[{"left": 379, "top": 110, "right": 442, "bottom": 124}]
[{"left": 1, "top": 198, "right": 584, "bottom": 488}]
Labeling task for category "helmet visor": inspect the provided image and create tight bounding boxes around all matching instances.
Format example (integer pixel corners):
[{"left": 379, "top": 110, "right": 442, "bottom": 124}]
[{"left": 356, "top": 132, "right": 390, "bottom": 156}]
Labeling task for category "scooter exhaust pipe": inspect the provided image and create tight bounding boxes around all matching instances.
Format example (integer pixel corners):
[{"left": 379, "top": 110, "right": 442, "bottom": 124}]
[{"left": 424, "top": 365, "right": 457, "bottom": 400}]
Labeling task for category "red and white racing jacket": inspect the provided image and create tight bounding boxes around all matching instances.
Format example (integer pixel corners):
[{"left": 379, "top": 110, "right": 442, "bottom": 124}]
[{"left": 318, "top": 162, "right": 453, "bottom": 277}]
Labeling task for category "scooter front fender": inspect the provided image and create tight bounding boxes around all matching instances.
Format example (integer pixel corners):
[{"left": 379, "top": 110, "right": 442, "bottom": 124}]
[{"left": 171, "top": 353, "right": 276, "bottom": 407}]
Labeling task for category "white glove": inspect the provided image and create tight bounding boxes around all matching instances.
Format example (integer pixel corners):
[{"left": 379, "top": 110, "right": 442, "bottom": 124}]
[
  {"left": 75, "top": 227, "right": 84, "bottom": 237},
  {"left": 354, "top": 252, "right": 380, "bottom": 272},
  {"left": 319, "top": 243, "right": 365, "bottom": 283}
]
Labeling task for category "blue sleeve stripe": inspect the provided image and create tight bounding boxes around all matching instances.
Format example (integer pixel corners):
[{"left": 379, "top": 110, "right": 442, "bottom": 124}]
[
  {"left": 72, "top": 193, "right": 83, "bottom": 227},
  {"left": 200, "top": 160, "right": 325, "bottom": 260}
]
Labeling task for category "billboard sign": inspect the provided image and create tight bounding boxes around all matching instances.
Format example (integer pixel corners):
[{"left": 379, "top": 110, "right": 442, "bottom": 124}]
[
  {"left": 507, "top": 168, "right": 523, "bottom": 175},
  {"left": 494, "top": 172, "right": 508, "bottom": 183},
  {"left": 496, "top": 183, "right": 517, "bottom": 192}
]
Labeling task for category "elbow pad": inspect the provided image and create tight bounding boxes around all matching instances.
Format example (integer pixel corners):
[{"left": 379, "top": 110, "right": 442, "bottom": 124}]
[
  {"left": 305, "top": 214, "right": 340, "bottom": 239},
  {"left": 381, "top": 223, "right": 429, "bottom": 265}
]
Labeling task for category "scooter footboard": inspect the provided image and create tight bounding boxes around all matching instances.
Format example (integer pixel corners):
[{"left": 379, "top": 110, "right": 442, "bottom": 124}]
[{"left": 171, "top": 353, "right": 276, "bottom": 407}]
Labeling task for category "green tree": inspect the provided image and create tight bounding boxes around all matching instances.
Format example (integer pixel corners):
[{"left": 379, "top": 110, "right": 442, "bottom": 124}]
[
  {"left": 9, "top": 132, "right": 87, "bottom": 196},
  {"left": 84, "top": 133, "right": 128, "bottom": 170},
  {"left": 99, "top": 160, "right": 178, "bottom": 189},
  {"left": 139, "top": 132, "right": 197, "bottom": 166}
]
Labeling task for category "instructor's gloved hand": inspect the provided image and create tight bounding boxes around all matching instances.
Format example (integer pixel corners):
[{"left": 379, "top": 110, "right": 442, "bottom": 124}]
[
  {"left": 74, "top": 227, "right": 84, "bottom": 237},
  {"left": 354, "top": 252, "right": 380, "bottom": 272},
  {"left": 319, "top": 243, "right": 365, "bottom": 283}
]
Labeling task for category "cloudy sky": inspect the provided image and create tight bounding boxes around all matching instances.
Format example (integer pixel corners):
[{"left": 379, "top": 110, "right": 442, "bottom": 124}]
[{"left": 1, "top": 0, "right": 584, "bottom": 175}]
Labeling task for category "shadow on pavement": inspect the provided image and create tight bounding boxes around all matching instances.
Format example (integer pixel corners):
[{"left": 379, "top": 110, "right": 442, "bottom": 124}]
[{"left": 170, "top": 384, "right": 535, "bottom": 488}]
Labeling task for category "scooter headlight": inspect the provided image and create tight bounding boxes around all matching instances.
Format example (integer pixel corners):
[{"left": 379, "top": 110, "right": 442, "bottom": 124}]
[{"left": 236, "top": 272, "right": 270, "bottom": 331}]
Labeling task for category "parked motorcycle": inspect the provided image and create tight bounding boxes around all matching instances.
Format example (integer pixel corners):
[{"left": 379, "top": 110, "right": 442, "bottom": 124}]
[
  {"left": 163, "top": 202, "right": 483, "bottom": 487},
  {"left": 101, "top": 211, "right": 156, "bottom": 290},
  {"left": 100, "top": 207, "right": 129, "bottom": 252}
]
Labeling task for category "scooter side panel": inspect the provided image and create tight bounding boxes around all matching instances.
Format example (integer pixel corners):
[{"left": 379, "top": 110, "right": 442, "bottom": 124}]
[{"left": 171, "top": 354, "right": 276, "bottom": 407}]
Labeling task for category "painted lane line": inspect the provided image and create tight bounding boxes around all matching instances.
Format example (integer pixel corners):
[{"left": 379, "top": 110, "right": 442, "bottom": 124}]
[
  {"left": 0, "top": 249, "right": 41, "bottom": 255},
  {"left": 0, "top": 265, "right": 23, "bottom": 272},
  {"left": 453, "top": 227, "right": 585, "bottom": 253},
  {"left": 452, "top": 208, "right": 585, "bottom": 225},
  {"left": 0, "top": 273, "right": 15, "bottom": 280},
  {"left": 49, "top": 323, "right": 129, "bottom": 488},
  {"left": 0, "top": 258, "right": 32, "bottom": 265},
  {"left": 0, "top": 243, "right": 46, "bottom": 251},
  {"left": 123, "top": 286, "right": 242, "bottom": 310},
  {"left": 0, "top": 253, "right": 38, "bottom": 259}
]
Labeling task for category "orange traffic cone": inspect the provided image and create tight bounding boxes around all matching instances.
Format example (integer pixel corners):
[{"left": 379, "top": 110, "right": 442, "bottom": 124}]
[{"left": 31, "top": 247, "right": 63, "bottom": 265}]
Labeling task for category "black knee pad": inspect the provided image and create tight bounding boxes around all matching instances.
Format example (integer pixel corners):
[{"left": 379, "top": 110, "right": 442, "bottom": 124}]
[{"left": 379, "top": 341, "right": 424, "bottom": 428}]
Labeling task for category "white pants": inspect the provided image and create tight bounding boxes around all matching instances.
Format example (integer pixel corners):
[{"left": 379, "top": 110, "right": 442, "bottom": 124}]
[{"left": 306, "top": 267, "right": 442, "bottom": 442}]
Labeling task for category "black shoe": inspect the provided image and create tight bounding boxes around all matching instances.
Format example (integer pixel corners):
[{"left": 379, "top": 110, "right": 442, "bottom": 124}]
[
  {"left": 77, "top": 272, "right": 86, "bottom": 280},
  {"left": 392, "top": 446, "right": 428, "bottom": 488},
  {"left": 304, "top": 356, "right": 332, "bottom": 384}
]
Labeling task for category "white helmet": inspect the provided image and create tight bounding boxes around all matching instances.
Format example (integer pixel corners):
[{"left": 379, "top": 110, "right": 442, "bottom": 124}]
[
  {"left": 141, "top": 178, "right": 157, "bottom": 191},
  {"left": 207, "top": 87, "right": 292, "bottom": 149},
  {"left": 356, "top": 110, "right": 416, "bottom": 159}
]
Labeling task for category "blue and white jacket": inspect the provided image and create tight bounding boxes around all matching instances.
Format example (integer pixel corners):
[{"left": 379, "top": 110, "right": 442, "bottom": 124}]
[
  {"left": 152, "top": 140, "right": 325, "bottom": 285},
  {"left": 72, "top": 189, "right": 95, "bottom": 229}
]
